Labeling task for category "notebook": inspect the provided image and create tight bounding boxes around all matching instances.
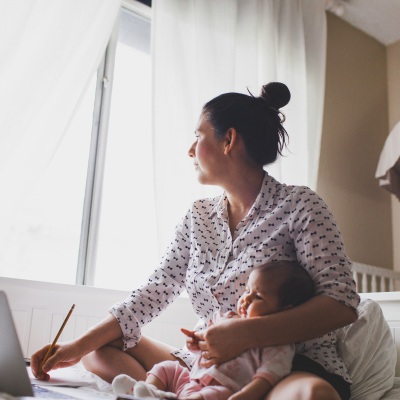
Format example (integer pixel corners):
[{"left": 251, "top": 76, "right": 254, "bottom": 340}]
[{"left": 0, "top": 290, "right": 77, "bottom": 398}]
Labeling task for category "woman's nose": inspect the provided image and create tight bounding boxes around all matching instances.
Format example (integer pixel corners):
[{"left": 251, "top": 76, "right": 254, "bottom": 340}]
[
  {"left": 188, "top": 140, "right": 197, "bottom": 157},
  {"left": 188, "top": 141, "right": 196, "bottom": 158}
]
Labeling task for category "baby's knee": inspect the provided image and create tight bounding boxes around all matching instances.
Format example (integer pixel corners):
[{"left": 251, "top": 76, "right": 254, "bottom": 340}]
[
  {"left": 150, "top": 360, "right": 188, "bottom": 385},
  {"left": 158, "top": 360, "right": 181, "bottom": 369}
]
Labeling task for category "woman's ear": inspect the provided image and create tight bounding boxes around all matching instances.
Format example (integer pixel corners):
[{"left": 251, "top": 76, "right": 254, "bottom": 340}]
[{"left": 224, "top": 128, "right": 237, "bottom": 155}]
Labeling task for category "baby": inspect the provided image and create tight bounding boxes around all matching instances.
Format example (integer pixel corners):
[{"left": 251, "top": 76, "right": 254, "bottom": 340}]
[{"left": 112, "top": 260, "right": 314, "bottom": 400}]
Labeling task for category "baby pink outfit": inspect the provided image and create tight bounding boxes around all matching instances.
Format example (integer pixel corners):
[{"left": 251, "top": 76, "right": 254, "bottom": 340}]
[{"left": 148, "top": 344, "right": 294, "bottom": 400}]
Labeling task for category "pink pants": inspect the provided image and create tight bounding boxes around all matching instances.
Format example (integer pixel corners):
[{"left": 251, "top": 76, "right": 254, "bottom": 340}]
[{"left": 148, "top": 360, "right": 233, "bottom": 400}]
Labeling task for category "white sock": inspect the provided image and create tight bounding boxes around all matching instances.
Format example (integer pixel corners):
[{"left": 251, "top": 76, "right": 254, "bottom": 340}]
[
  {"left": 111, "top": 374, "right": 137, "bottom": 397},
  {"left": 134, "top": 381, "right": 177, "bottom": 399}
]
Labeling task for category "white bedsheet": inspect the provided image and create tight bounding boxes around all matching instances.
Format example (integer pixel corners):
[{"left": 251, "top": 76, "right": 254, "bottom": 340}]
[
  {"left": 58, "top": 370, "right": 400, "bottom": 400},
  {"left": 2, "top": 361, "right": 398, "bottom": 400},
  {"left": 0, "top": 363, "right": 114, "bottom": 400},
  {"left": 31, "top": 364, "right": 400, "bottom": 400},
  {"left": 63, "top": 367, "right": 400, "bottom": 400},
  {"left": 34, "top": 364, "right": 115, "bottom": 399}
]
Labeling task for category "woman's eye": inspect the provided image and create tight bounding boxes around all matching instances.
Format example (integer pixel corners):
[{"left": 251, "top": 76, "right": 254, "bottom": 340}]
[{"left": 255, "top": 294, "right": 263, "bottom": 300}]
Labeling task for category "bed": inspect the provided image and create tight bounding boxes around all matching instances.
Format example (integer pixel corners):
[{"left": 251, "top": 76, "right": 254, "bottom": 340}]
[{"left": 0, "top": 276, "right": 399, "bottom": 399}]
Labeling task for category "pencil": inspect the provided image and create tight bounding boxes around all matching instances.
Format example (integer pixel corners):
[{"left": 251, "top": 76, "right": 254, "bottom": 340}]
[{"left": 41, "top": 304, "right": 75, "bottom": 369}]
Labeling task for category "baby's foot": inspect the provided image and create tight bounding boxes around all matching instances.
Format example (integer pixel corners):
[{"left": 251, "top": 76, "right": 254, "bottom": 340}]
[
  {"left": 134, "top": 381, "right": 177, "bottom": 399},
  {"left": 111, "top": 374, "right": 137, "bottom": 397}
]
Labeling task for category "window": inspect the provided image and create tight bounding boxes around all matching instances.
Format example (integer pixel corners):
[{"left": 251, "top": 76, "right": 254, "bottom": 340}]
[
  {"left": 91, "top": 6, "right": 155, "bottom": 290},
  {"left": 0, "top": 77, "right": 95, "bottom": 284},
  {"left": 0, "top": 1, "right": 153, "bottom": 290}
]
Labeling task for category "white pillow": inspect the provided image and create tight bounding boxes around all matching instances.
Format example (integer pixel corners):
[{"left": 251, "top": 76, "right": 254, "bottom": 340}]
[{"left": 336, "top": 299, "right": 397, "bottom": 400}]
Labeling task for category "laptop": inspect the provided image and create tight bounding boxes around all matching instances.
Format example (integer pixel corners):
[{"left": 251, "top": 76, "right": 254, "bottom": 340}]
[{"left": 0, "top": 290, "right": 77, "bottom": 398}]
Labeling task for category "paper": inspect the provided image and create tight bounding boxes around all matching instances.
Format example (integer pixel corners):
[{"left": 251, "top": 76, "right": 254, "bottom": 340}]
[{"left": 27, "top": 366, "right": 91, "bottom": 387}]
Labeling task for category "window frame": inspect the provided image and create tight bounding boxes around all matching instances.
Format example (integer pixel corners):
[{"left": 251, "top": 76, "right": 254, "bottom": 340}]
[{"left": 76, "top": 0, "right": 151, "bottom": 286}]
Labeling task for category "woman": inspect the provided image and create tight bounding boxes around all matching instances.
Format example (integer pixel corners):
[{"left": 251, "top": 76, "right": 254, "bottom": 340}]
[{"left": 32, "top": 82, "right": 359, "bottom": 400}]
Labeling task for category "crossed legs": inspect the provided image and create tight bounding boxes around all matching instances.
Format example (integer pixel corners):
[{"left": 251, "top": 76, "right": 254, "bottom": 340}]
[
  {"left": 81, "top": 335, "right": 185, "bottom": 383},
  {"left": 266, "top": 372, "right": 342, "bottom": 400}
]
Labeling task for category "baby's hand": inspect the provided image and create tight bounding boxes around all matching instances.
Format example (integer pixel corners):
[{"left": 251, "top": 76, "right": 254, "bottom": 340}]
[
  {"left": 223, "top": 311, "right": 239, "bottom": 319},
  {"left": 181, "top": 328, "right": 201, "bottom": 354}
]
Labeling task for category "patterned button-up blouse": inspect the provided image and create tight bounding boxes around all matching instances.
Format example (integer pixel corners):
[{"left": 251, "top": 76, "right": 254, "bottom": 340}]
[{"left": 111, "top": 172, "right": 360, "bottom": 383}]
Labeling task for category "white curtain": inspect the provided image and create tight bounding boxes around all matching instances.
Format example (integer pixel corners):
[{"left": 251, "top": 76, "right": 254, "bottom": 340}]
[
  {"left": 152, "top": 0, "right": 327, "bottom": 250},
  {"left": 0, "top": 0, "right": 121, "bottom": 222}
]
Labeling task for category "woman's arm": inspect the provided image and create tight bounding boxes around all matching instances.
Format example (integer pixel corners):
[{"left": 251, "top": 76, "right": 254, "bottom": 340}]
[
  {"left": 31, "top": 315, "right": 121, "bottom": 380},
  {"left": 195, "top": 295, "right": 357, "bottom": 366},
  {"left": 32, "top": 214, "right": 192, "bottom": 380}
]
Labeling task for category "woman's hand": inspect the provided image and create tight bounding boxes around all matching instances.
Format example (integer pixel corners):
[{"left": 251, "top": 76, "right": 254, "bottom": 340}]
[
  {"left": 194, "top": 296, "right": 357, "bottom": 369},
  {"left": 31, "top": 315, "right": 123, "bottom": 380},
  {"left": 193, "top": 317, "right": 249, "bottom": 367},
  {"left": 31, "top": 340, "right": 84, "bottom": 380}
]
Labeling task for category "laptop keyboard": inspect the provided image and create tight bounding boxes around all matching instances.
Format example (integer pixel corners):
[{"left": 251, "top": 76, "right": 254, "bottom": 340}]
[{"left": 32, "top": 384, "right": 78, "bottom": 399}]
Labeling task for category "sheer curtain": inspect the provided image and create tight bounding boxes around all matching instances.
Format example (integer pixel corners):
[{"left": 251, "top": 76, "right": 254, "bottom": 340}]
[
  {"left": 0, "top": 0, "right": 121, "bottom": 222},
  {"left": 152, "top": 0, "right": 327, "bottom": 251}
]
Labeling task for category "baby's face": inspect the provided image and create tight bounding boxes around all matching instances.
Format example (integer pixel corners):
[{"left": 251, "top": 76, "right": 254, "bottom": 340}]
[{"left": 237, "top": 269, "right": 282, "bottom": 318}]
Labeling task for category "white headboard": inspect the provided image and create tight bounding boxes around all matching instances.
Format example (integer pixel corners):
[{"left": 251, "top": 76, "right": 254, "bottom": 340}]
[
  {"left": 353, "top": 262, "right": 400, "bottom": 292},
  {"left": 0, "top": 276, "right": 198, "bottom": 357}
]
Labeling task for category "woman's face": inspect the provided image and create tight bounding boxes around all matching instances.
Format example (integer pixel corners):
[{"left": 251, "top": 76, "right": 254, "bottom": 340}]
[
  {"left": 237, "top": 269, "right": 282, "bottom": 318},
  {"left": 188, "top": 113, "right": 226, "bottom": 185}
]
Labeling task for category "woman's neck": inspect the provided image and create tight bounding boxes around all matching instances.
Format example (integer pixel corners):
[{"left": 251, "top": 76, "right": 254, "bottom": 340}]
[{"left": 225, "top": 169, "right": 264, "bottom": 233}]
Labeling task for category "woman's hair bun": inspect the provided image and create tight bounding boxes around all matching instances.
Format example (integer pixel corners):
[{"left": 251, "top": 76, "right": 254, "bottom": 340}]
[{"left": 260, "top": 82, "right": 291, "bottom": 109}]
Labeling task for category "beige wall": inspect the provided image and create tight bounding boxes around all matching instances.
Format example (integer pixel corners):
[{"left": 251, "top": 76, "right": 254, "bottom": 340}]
[
  {"left": 317, "top": 13, "right": 393, "bottom": 268},
  {"left": 387, "top": 41, "right": 400, "bottom": 271}
]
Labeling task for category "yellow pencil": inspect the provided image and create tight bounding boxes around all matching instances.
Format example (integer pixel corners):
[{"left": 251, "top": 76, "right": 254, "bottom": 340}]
[{"left": 41, "top": 304, "right": 75, "bottom": 369}]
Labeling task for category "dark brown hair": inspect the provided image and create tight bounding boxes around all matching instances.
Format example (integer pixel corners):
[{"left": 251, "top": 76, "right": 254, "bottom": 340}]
[
  {"left": 202, "top": 82, "right": 290, "bottom": 166},
  {"left": 254, "top": 260, "right": 314, "bottom": 307}
]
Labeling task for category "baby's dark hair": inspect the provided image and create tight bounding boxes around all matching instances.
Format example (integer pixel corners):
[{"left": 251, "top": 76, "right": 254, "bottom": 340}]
[
  {"left": 254, "top": 260, "right": 314, "bottom": 307},
  {"left": 202, "top": 82, "right": 290, "bottom": 166}
]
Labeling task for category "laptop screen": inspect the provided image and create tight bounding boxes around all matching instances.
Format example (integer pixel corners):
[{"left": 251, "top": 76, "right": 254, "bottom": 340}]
[{"left": 0, "top": 290, "right": 34, "bottom": 397}]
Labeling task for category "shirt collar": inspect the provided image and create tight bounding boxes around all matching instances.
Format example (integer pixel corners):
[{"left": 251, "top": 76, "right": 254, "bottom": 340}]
[
  {"left": 253, "top": 171, "right": 282, "bottom": 212},
  {"left": 214, "top": 171, "right": 281, "bottom": 218}
]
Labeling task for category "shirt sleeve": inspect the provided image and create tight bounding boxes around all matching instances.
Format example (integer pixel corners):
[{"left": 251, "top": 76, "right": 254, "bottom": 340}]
[
  {"left": 109, "top": 213, "right": 191, "bottom": 350},
  {"left": 289, "top": 187, "right": 360, "bottom": 311}
]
